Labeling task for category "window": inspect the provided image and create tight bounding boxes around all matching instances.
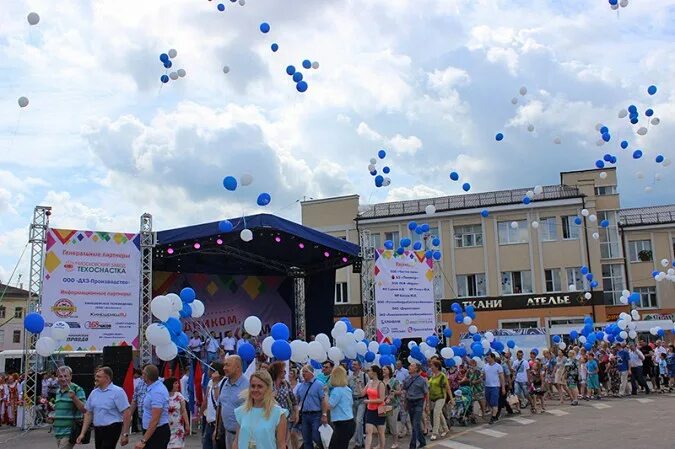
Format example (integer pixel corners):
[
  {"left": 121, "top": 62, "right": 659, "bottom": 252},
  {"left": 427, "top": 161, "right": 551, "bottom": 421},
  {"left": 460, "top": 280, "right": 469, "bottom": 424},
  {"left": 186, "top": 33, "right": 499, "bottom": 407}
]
[
  {"left": 12, "top": 330, "right": 21, "bottom": 343},
  {"left": 500, "top": 320, "right": 538, "bottom": 330},
  {"left": 598, "top": 211, "right": 620, "bottom": 259},
  {"left": 602, "top": 263, "right": 625, "bottom": 304},
  {"left": 335, "top": 282, "right": 348, "bottom": 304},
  {"left": 498, "top": 220, "right": 528, "bottom": 244},
  {"left": 595, "top": 186, "right": 617, "bottom": 196},
  {"left": 545, "top": 269, "right": 562, "bottom": 292},
  {"left": 370, "top": 233, "right": 381, "bottom": 249},
  {"left": 538, "top": 217, "right": 557, "bottom": 241},
  {"left": 454, "top": 224, "right": 483, "bottom": 248},
  {"left": 566, "top": 267, "right": 585, "bottom": 291},
  {"left": 561, "top": 216, "right": 581, "bottom": 240},
  {"left": 457, "top": 274, "right": 486, "bottom": 297},
  {"left": 424, "top": 227, "right": 439, "bottom": 250},
  {"left": 634, "top": 287, "right": 657, "bottom": 308},
  {"left": 14, "top": 307, "right": 23, "bottom": 318},
  {"left": 0, "top": 306, "right": 5, "bottom": 319},
  {"left": 628, "top": 240, "right": 652, "bottom": 263},
  {"left": 384, "top": 231, "right": 399, "bottom": 246},
  {"left": 501, "top": 271, "right": 533, "bottom": 294}
]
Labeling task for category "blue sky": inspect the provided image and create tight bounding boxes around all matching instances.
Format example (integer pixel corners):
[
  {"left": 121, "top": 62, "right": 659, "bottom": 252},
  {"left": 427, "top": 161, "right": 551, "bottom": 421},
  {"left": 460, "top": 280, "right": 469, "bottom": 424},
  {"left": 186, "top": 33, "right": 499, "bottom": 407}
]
[{"left": 1, "top": 0, "right": 674, "bottom": 285}]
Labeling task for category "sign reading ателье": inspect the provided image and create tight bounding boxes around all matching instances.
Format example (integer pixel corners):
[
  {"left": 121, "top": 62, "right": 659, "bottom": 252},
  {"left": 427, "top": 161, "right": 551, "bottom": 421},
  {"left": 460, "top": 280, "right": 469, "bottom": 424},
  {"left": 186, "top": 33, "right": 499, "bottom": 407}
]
[{"left": 443, "top": 291, "right": 603, "bottom": 312}]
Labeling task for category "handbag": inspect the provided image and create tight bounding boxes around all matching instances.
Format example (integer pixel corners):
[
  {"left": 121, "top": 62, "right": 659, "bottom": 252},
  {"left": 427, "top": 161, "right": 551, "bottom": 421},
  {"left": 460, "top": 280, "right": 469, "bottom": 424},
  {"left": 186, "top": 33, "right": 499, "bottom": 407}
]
[
  {"left": 377, "top": 404, "right": 393, "bottom": 417},
  {"left": 67, "top": 387, "right": 90, "bottom": 445}
]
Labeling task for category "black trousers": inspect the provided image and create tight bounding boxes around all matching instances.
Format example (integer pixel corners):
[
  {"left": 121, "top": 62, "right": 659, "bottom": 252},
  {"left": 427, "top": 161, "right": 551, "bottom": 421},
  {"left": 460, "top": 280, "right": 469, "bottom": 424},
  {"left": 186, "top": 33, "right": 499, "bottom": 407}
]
[
  {"left": 329, "top": 419, "right": 355, "bottom": 449},
  {"left": 94, "top": 422, "right": 123, "bottom": 449},
  {"left": 143, "top": 424, "right": 171, "bottom": 449},
  {"left": 630, "top": 367, "right": 650, "bottom": 394},
  {"left": 496, "top": 387, "right": 514, "bottom": 418},
  {"left": 131, "top": 408, "right": 140, "bottom": 432}
]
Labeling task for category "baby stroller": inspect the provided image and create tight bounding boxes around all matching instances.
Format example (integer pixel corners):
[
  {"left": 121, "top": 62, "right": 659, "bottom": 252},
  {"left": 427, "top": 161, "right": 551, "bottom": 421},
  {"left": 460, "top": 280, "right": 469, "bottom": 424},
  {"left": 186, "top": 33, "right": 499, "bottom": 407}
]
[{"left": 449, "top": 386, "right": 476, "bottom": 426}]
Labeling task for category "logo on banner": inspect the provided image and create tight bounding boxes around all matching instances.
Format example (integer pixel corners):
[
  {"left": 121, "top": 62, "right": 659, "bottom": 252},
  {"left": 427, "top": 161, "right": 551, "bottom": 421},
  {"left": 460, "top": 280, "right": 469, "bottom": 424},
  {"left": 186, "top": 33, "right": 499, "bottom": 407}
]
[
  {"left": 85, "top": 321, "right": 112, "bottom": 329},
  {"left": 51, "top": 298, "right": 77, "bottom": 318}
]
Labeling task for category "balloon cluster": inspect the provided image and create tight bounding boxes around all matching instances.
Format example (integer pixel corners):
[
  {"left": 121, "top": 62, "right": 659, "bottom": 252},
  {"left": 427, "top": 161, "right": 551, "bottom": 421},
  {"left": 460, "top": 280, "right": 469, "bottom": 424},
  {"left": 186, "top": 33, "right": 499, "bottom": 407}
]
[
  {"left": 159, "top": 49, "right": 186, "bottom": 84},
  {"left": 448, "top": 170, "right": 471, "bottom": 192},
  {"left": 652, "top": 259, "right": 675, "bottom": 283},
  {"left": 215, "top": 0, "right": 247, "bottom": 12},
  {"left": 23, "top": 312, "right": 71, "bottom": 357},
  {"left": 244, "top": 317, "right": 291, "bottom": 362},
  {"left": 147, "top": 288, "right": 205, "bottom": 361},
  {"left": 285, "top": 59, "right": 319, "bottom": 93},
  {"left": 607, "top": 0, "right": 630, "bottom": 11},
  {"left": 368, "top": 149, "right": 391, "bottom": 188},
  {"left": 567, "top": 265, "right": 599, "bottom": 291},
  {"left": 220, "top": 174, "right": 271, "bottom": 242},
  {"left": 381, "top": 221, "right": 442, "bottom": 261}
]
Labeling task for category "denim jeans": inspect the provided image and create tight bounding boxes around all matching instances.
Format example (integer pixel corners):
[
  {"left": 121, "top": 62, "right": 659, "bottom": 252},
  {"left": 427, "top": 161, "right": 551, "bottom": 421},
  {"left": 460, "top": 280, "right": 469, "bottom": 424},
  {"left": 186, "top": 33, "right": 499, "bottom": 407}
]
[
  {"left": 301, "top": 412, "right": 323, "bottom": 449},
  {"left": 353, "top": 399, "right": 366, "bottom": 446},
  {"left": 407, "top": 399, "right": 425, "bottom": 449}
]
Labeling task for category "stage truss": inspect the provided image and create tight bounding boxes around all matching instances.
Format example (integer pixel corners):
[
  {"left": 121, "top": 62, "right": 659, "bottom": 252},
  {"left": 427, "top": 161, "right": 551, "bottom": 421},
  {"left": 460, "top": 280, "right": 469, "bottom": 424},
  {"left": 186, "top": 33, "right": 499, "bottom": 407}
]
[
  {"left": 22, "top": 205, "right": 51, "bottom": 430},
  {"left": 293, "top": 277, "right": 306, "bottom": 339},
  {"left": 433, "top": 263, "right": 443, "bottom": 335},
  {"left": 139, "top": 213, "right": 155, "bottom": 366},
  {"left": 359, "top": 229, "right": 376, "bottom": 340}
]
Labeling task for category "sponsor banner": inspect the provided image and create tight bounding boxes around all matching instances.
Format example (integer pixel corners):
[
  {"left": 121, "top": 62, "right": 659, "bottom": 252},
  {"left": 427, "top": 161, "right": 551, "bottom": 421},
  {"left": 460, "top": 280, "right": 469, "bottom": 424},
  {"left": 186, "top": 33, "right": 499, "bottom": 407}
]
[
  {"left": 153, "top": 272, "right": 292, "bottom": 338},
  {"left": 443, "top": 291, "right": 602, "bottom": 312},
  {"left": 42, "top": 229, "right": 141, "bottom": 350},
  {"left": 374, "top": 249, "right": 435, "bottom": 340},
  {"left": 460, "top": 328, "right": 549, "bottom": 355},
  {"left": 642, "top": 313, "right": 674, "bottom": 321}
]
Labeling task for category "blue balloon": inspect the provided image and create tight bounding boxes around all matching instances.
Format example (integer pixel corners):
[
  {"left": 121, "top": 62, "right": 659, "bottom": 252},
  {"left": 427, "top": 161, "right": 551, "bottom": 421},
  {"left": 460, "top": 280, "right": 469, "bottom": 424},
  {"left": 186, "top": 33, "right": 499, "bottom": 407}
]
[
  {"left": 603, "top": 153, "right": 612, "bottom": 162},
  {"left": 454, "top": 314, "right": 464, "bottom": 324},
  {"left": 652, "top": 270, "right": 659, "bottom": 278},
  {"left": 179, "top": 303, "right": 192, "bottom": 318},
  {"left": 656, "top": 154, "right": 664, "bottom": 163},
  {"left": 595, "top": 331, "right": 605, "bottom": 341},
  {"left": 647, "top": 85, "right": 657, "bottom": 95},
  {"left": 657, "top": 328, "right": 665, "bottom": 337},
  {"left": 374, "top": 175, "right": 384, "bottom": 187},
  {"left": 415, "top": 227, "right": 425, "bottom": 235},
  {"left": 384, "top": 240, "right": 394, "bottom": 249},
  {"left": 176, "top": 332, "right": 189, "bottom": 349},
  {"left": 217, "top": 3, "right": 225, "bottom": 11},
  {"left": 628, "top": 105, "right": 637, "bottom": 113},
  {"left": 424, "top": 250, "right": 433, "bottom": 260},
  {"left": 600, "top": 219, "right": 609, "bottom": 228},
  {"left": 645, "top": 108, "right": 654, "bottom": 117},
  {"left": 432, "top": 251, "right": 442, "bottom": 260},
  {"left": 426, "top": 335, "right": 439, "bottom": 347},
  {"left": 493, "top": 341, "right": 505, "bottom": 352},
  {"left": 236, "top": 342, "right": 255, "bottom": 362},
  {"left": 160, "top": 75, "right": 169, "bottom": 83},
  {"left": 628, "top": 292, "right": 640, "bottom": 303},
  {"left": 310, "top": 359, "right": 322, "bottom": 369},
  {"left": 580, "top": 266, "right": 589, "bottom": 275},
  {"left": 383, "top": 166, "right": 390, "bottom": 174},
  {"left": 420, "top": 224, "right": 430, "bottom": 232},
  {"left": 219, "top": 220, "right": 233, "bottom": 233},
  {"left": 259, "top": 22, "right": 271, "bottom": 33},
  {"left": 180, "top": 287, "right": 196, "bottom": 303},
  {"left": 296, "top": 81, "right": 308, "bottom": 93},
  {"left": 570, "top": 330, "right": 579, "bottom": 340},
  {"left": 472, "top": 334, "right": 481, "bottom": 342},
  {"left": 413, "top": 241, "right": 423, "bottom": 251},
  {"left": 630, "top": 117, "right": 639, "bottom": 125},
  {"left": 584, "top": 342, "right": 593, "bottom": 351},
  {"left": 257, "top": 192, "right": 272, "bottom": 206},
  {"left": 378, "top": 149, "right": 386, "bottom": 159},
  {"left": 444, "top": 358, "right": 456, "bottom": 368},
  {"left": 271, "top": 43, "right": 279, "bottom": 52},
  {"left": 506, "top": 340, "right": 515, "bottom": 349},
  {"left": 455, "top": 346, "right": 467, "bottom": 357},
  {"left": 481, "top": 209, "right": 489, "bottom": 218},
  {"left": 393, "top": 338, "right": 402, "bottom": 348},
  {"left": 302, "top": 59, "right": 312, "bottom": 69},
  {"left": 407, "top": 221, "right": 418, "bottom": 231},
  {"left": 574, "top": 217, "right": 583, "bottom": 225},
  {"left": 632, "top": 149, "right": 643, "bottom": 159},
  {"left": 364, "top": 351, "right": 376, "bottom": 362},
  {"left": 396, "top": 247, "right": 405, "bottom": 255},
  {"left": 292, "top": 72, "right": 303, "bottom": 82},
  {"left": 471, "top": 343, "right": 483, "bottom": 356},
  {"left": 451, "top": 303, "right": 462, "bottom": 313},
  {"left": 584, "top": 316, "right": 593, "bottom": 325},
  {"left": 160, "top": 53, "right": 169, "bottom": 62},
  {"left": 164, "top": 60, "right": 172, "bottom": 69},
  {"left": 432, "top": 237, "right": 441, "bottom": 247},
  {"left": 443, "top": 328, "right": 452, "bottom": 338},
  {"left": 531, "top": 348, "right": 539, "bottom": 356},
  {"left": 23, "top": 312, "right": 45, "bottom": 334},
  {"left": 552, "top": 335, "right": 561, "bottom": 344},
  {"left": 165, "top": 317, "right": 182, "bottom": 336},
  {"left": 369, "top": 170, "right": 377, "bottom": 176},
  {"left": 495, "top": 132, "right": 504, "bottom": 141},
  {"left": 286, "top": 65, "right": 296, "bottom": 75},
  {"left": 465, "top": 305, "right": 475, "bottom": 314},
  {"left": 590, "top": 280, "right": 598, "bottom": 288},
  {"left": 271, "top": 322, "right": 290, "bottom": 340},
  {"left": 599, "top": 126, "right": 609, "bottom": 134},
  {"left": 620, "top": 140, "right": 628, "bottom": 149},
  {"left": 586, "top": 273, "right": 594, "bottom": 281},
  {"left": 449, "top": 171, "right": 459, "bottom": 181},
  {"left": 602, "top": 133, "right": 610, "bottom": 142},
  {"left": 271, "top": 340, "right": 291, "bottom": 361},
  {"left": 607, "top": 334, "right": 615, "bottom": 343},
  {"left": 380, "top": 343, "right": 392, "bottom": 355},
  {"left": 608, "top": 0, "right": 618, "bottom": 5},
  {"left": 400, "top": 238, "right": 412, "bottom": 247},
  {"left": 462, "top": 183, "right": 471, "bottom": 192},
  {"left": 223, "top": 176, "right": 237, "bottom": 191},
  {"left": 595, "top": 160, "right": 605, "bottom": 169},
  {"left": 523, "top": 196, "right": 531, "bottom": 205},
  {"left": 610, "top": 156, "right": 617, "bottom": 164}
]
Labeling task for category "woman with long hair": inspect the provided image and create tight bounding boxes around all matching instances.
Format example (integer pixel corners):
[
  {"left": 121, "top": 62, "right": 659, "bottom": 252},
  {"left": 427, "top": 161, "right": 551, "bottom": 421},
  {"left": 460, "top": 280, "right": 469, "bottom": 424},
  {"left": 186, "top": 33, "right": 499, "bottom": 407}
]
[
  {"left": 269, "top": 362, "right": 299, "bottom": 449},
  {"left": 364, "top": 366, "right": 386, "bottom": 449},
  {"left": 326, "top": 366, "right": 355, "bottom": 449},
  {"left": 381, "top": 365, "right": 402, "bottom": 448},
  {"left": 428, "top": 360, "right": 450, "bottom": 440},
  {"left": 234, "top": 370, "right": 288, "bottom": 449},
  {"left": 163, "top": 377, "right": 190, "bottom": 449}
]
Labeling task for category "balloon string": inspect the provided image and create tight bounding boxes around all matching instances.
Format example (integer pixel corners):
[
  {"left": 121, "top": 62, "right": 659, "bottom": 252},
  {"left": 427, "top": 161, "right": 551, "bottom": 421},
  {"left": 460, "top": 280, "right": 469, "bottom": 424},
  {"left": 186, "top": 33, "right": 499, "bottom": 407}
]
[
  {"left": 8, "top": 110, "right": 23, "bottom": 148},
  {"left": 176, "top": 344, "right": 211, "bottom": 371}
]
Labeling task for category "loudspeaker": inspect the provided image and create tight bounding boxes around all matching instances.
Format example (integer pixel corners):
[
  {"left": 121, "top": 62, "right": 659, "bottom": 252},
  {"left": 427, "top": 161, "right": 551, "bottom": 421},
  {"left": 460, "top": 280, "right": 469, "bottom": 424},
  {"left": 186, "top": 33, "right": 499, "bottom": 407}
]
[
  {"left": 65, "top": 356, "right": 98, "bottom": 375},
  {"left": 72, "top": 374, "right": 96, "bottom": 396},
  {"left": 102, "top": 346, "right": 133, "bottom": 387}
]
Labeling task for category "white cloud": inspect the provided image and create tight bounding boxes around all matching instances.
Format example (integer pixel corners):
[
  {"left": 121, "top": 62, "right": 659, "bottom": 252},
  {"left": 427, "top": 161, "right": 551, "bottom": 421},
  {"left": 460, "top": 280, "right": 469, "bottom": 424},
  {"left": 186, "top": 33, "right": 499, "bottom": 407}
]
[
  {"left": 385, "top": 184, "right": 447, "bottom": 202},
  {"left": 388, "top": 134, "right": 422, "bottom": 155},
  {"left": 427, "top": 66, "right": 471, "bottom": 93},
  {"left": 356, "top": 122, "right": 383, "bottom": 142}
]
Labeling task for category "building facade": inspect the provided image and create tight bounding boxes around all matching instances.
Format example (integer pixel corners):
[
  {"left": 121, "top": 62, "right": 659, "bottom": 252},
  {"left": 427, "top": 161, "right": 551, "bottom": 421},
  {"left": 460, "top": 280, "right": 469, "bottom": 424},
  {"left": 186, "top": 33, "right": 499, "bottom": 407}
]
[
  {"left": 301, "top": 168, "right": 675, "bottom": 343},
  {"left": 0, "top": 283, "right": 29, "bottom": 351}
]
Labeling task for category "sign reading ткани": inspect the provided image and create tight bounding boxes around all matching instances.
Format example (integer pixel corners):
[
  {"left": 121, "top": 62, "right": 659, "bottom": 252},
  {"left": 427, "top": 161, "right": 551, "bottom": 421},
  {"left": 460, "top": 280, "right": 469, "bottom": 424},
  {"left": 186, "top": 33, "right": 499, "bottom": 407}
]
[{"left": 443, "top": 291, "right": 601, "bottom": 312}]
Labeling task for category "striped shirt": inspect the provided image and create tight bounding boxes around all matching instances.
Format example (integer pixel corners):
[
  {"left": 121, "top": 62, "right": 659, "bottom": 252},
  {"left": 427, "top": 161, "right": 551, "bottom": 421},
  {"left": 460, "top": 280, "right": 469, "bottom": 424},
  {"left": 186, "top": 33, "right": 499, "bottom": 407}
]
[{"left": 53, "top": 383, "right": 86, "bottom": 439}]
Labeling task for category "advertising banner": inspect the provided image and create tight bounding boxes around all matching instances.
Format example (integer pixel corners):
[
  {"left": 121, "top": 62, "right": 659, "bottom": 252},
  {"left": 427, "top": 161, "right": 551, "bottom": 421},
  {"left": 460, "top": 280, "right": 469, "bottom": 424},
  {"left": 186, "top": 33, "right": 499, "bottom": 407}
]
[
  {"left": 42, "top": 229, "right": 141, "bottom": 350},
  {"left": 374, "top": 249, "right": 435, "bottom": 340},
  {"left": 153, "top": 272, "right": 292, "bottom": 338}
]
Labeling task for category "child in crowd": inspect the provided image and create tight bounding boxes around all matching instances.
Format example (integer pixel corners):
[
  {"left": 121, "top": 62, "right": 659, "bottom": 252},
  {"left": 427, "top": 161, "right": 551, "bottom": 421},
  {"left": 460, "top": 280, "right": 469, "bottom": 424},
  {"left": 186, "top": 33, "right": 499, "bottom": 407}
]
[{"left": 658, "top": 353, "right": 669, "bottom": 393}]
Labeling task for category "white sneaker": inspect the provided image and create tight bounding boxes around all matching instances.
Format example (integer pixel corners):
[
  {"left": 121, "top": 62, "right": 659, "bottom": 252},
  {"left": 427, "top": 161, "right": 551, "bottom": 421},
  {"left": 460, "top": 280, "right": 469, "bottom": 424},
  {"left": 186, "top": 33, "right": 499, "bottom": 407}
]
[{"left": 430, "top": 435, "right": 437, "bottom": 441}]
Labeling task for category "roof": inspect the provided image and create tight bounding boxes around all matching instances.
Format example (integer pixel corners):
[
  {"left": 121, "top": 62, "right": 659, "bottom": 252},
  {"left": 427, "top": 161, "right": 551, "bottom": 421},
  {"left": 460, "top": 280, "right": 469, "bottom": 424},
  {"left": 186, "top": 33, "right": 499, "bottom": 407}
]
[
  {"left": 619, "top": 204, "right": 675, "bottom": 226},
  {"left": 155, "top": 213, "right": 361, "bottom": 276},
  {"left": 0, "top": 283, "right": 29, "bottom": 299},
  {"left": 357, "top": 184, "right": 582, "bottom": 220}
]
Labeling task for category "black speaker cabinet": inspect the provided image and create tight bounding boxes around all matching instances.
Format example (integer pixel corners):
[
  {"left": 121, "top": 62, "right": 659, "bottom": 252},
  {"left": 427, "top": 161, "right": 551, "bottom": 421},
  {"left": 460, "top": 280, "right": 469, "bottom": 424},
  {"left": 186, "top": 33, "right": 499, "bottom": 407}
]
[{"left": 102, "top": 346, "right": 133, "bottom": 387}]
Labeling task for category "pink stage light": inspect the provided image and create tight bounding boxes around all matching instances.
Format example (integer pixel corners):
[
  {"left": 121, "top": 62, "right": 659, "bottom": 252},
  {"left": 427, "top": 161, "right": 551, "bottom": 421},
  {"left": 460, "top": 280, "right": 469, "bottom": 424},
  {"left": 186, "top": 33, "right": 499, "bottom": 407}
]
[
  {"left": 167, "top": 248, "right": 174, "bottom": 254},
  {"left": 194, "top": 242, "right": 201, "bottom": 249},
  {"left": 275, "top": 236, "right": 281, "bottom": 243},
  {"left": 324, "top": 251, "right": 330, "bottom": 257},
  {"left": 342, "top": 257, "right": 348, "bottom": 263},
  {"left": 216, "top": 239, "right": 223, "bottom": 245},
  {"left": 298, "top": 243, "right": 305, "bottom": 249}
]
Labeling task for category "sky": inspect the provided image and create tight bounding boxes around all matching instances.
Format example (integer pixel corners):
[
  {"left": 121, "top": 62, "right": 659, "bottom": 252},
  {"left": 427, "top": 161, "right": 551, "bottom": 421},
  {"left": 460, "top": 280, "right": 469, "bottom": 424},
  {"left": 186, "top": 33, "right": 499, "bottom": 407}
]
[{"left": 1, "top": 0, "right": 674, "bottom": 286}]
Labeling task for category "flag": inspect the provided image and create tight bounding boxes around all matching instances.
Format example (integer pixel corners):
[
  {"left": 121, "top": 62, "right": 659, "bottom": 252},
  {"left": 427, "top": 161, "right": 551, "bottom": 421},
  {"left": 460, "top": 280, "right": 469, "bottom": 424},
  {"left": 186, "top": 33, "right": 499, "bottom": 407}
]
[
  {"left": 188, "top": 360, "right": 196, "bottom": 414},
  {"left": 193, "top": 360, "right": 203, "bottom": 408},
  {"left": 163, "top": 361, "right": 172, "bottom": 380},
  {"left": 122, "top": 361, "right": 135, "bottom": 402}
]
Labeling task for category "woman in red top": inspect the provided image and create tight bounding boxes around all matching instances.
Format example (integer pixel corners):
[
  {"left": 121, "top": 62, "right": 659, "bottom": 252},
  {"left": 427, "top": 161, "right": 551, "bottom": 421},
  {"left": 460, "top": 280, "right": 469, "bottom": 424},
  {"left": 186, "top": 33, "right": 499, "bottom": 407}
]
[{"left": 364, "top": 366, "right": 386, "bottom": 449}]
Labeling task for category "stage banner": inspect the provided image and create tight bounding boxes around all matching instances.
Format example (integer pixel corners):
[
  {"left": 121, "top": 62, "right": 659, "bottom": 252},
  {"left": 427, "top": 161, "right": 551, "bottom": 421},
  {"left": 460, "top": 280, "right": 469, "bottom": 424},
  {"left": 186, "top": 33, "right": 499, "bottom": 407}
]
[
  {"left": 374, "top": 249, "right": 435, "bottom": 340},
  {"left": 42, "top": 228, "right": 141, "bottom": 350},
  {"left": 153, "top": 272, "right": 292, "bottom": 338}
]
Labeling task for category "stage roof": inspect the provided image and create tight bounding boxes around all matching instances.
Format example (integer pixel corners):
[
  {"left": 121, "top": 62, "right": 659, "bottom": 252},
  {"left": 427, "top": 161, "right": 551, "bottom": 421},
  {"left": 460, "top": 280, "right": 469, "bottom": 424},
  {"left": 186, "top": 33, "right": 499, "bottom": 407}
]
[{"left": 154, "top": 213, "right": 361, "bottom": 276}]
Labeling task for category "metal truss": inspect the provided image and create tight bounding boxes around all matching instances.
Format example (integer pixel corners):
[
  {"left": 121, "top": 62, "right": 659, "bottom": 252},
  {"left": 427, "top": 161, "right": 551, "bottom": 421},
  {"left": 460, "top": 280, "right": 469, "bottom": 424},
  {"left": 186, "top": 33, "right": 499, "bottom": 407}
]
[
  {"left": 359, "top": 229, "right": 376, "bottom": 340},
  {"left": 433, "top": 262, "right": 443, "bottom": 336},
  {"left": 22, "top": 205, "right": 51, "bottom": 430},
  {"left": 293, "top": 277, "right": 306, "bottom": 339},
  {"left": 139, "top": 213, "right": 155, "bottom": 366}
]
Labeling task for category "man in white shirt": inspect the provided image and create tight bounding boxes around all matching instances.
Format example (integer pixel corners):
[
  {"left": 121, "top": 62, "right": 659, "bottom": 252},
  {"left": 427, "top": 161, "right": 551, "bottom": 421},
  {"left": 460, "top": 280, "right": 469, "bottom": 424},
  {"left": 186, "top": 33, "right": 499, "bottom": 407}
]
[
  {"left": 206, "top": 331, "right": 221, "bottom": 363},
  {"left": 628, "top": 343, "right": 650, "bottom": 395},
  {"left": 394, "top": 360, "right": 409, "bottom": 383},
  {"left": 188, "top": 332, "right": 204, "bottom": 356},
  {"left": 483, "top": 352, "right": 505, "bottom": 424},
  {"left": 221, "top": 331, "right": 236, "bottom": 355},
  {"left": 201, "top": 362, "right": 225, "bottom": 449},
  {"left": 511, "top": 350, "right": 532, "bottom": 410}
]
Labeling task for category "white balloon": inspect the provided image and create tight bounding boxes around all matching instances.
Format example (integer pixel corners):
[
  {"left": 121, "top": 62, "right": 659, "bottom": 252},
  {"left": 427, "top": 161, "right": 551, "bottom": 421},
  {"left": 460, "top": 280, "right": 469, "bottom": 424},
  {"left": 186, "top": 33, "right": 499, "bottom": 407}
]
[
  {"left": 481, "top": 340, "right": 491, "bottom": 350},
  {"left": 336, "top": 334, "right": 353, "bottom": 350},
  {"left": 168, "top": 48, "right": 178, "bottom": 59},
  {"left": 240, "top": 173, "right": 254, "bottom": 186},
  {"left": 463, "top": 316, "right": 472, "bottom": 325},
  {"left": 568, "top": 284, "right": 577, "bottom": 292},
  {"left": 621, "top": 289, "right": 630, "bottom": 297},
  {"left": 527, "top": 124, "right": 535, "bottom": 132},
  {"left": 333, "top": 320, "right": 348, "bottom": 336},
  {"left": 419, "top": 342, "right": 430, "bottom": 353},
  {"left": 223, "top": 65, "right": 230, "bottom": 74},
  {"left": 581, "top": 209, "right": 589, "bottom": 217},
  {"left": 353, "top": 329, "right": 365, "bottom": 341},
  {"left": 164, "top": 293, "right": 181, "bottom": 312},
  {"left": 383, "top": 177, "right": 391, "bottom": 187},
  {"left": 240, "top": 229, "right": 253, "bottom": 242},
  {"left": 315, "top": 333, "right": 331, "bottom": 351},
  {"left": 440, "top": 347, "right": 454, "bottom": 359},
  {"left": 177, "top": 69, "right": 186, "bottom": 78},
  {"left": 533, "top": 185, "right": 543, "bottom": 195},
  {"left": 191, "top": 299, "right": 205, "bottom": 318},
  {"left": 367, "top": 341, "right": 379, "bottom": 353},
  {"left": 156, "top": 343, "right": 178, "bottom": 361},
  {"left": 51, "top": 321, "right": 70, "bottom": 341},
  {"left": 636, "top": 171, "right": 644, "bottom": 179},
  {"left": 588, "top": 214, "right": 597, "bottom": 222},
  {"left": 649, "top": 327, "right": 657, "bottom": 336},
  {"left": 650, "top": 117, "right": 660, "bottom": 125},
  {"left": 290, "top": 340, "right": 309, "bottom": 363},
  {"left": 170, "top": 309, "right": 180, "bottom": 319},
  {"left": 407, "top": 341, "right": 418, "bottom": 350},
  {"left": 425, "top": 205, "right": 436, "bottom": 215},
  {"left": 668, "top": 268, "right": 675, "bottom": 275},
  {"left": 526, "top": 190, "right": 535, "bottom": 199},
  {"left": 618, "top": 320, "right": 628, "bottom": 330},
  {"left": 531, "top": 221, "right": 539, "bottom": 229},
  {"left": 484, "top": 331, "right": 494, "bottom": 342},
  {"left": 611, "top": 3, "right": 619, "bottom": 10},
  {"left": 631, "top": 309, "right": 640, "bottom": 320},
  {"left": 367, "top": 164, "right": 376, "bottom": 172},
  {"left": 599, "top": 171, "right": 607, "bottom": 179},
  {"left": 244, "top": 316, "right": 262, "bottom": 336},
  {"left": 618, "top": 109, "right": 628, "bottom": 118},
  {"left": 596, "top": 139, "right": 605, "bottom": 147},
  {"left": 328, "top": 346, "right": 344, "bottom": 362},
  {"left": 356, "top": 341, "right": 368, "bottom": 356},
  {"left": 424, "top": 348, "right": 436, "bottom": 359},
  {"left": 628, "top": 330, "right": 637, "bottom": 339},
  {"left": 307, "top": 341, "right": 325, "bottom": 360},
  {"left": 636, "top": 127, "right": 648, "bottom": 136},
  {"left": 452, "top": 356, "right": 462, "bottom": 366},
  {"left": 619, "top": 296, "right": 628, "bottom": 305},
  {"left": 151, "top": 295, "right": 171, "bottom": 321},
  {"left": 468, "top": 325, "right": 478, "bottom": 334},
  {"left": 644, "top": 186, "right": 653, "bottom": 193},
  {"left": 262, "top": 336, "right": 275, "bottom": 357},
  {"left": 18, "top": 96, "right": 29, "bottom": 108},
  {"left": 369, "top": 158, "right": 377, "bottom": 165},
  {"left": 620, "top": 0, "right": 628, "bottom": 7},
  {"left": 595, "top": 123, "right": 603, "bottom": 131},
  {"left": 312, "top": 61, "right": 319, "bottom": 69},
  {"left": 584, "top": 292, "right": 592, "bottom": 300},
  {"left": 510, "top": 221, "right": 519, "bottom": 229},
  {"left": 553, "top": 137, "right": 561, "bottom": 144},
  {"left": 654, "top": 173, "right": 662, "bottom": 182},
  {"left": 559, "top": 341, "right": 567, "bottom": 350},
  {"left": 661, "top": 258, "right": 669, "bottom": 267},
  {"left": 407, "top": 356, "right": 416, "bottom": 364},
  {"left": 344, "top": 344, "right": 357, "bottom": 360},
  {"left": 27, "top": 12, "right": 40, "bottom": 25},
  {"left": 519, "top": 86, "right": 527, "bottom": 96},
  {"left": 592, "top": 232, "right": 600, "bottom": 240},
  {"left": 169, "top": 71, "right": 179, "bottom": 80},
  {"left": 36, "top": 336, "right": 56, "bottom": 357},
  {"left": 146, "top": 323, "right": 171, "bottom": 346},
  {"left": 511, "top": 97, "right": 518, "bottom": 105},
  {"left": 239, "top": 0, "right": 246, "bottom": 5},
  {"left": 579, "top": 336, "right": 587, "bottom": 344}
]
